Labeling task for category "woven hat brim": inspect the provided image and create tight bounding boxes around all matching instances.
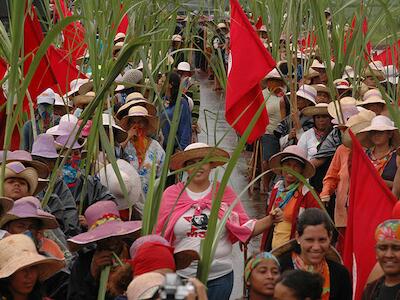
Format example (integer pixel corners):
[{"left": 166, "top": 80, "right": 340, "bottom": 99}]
[
  {"left": 116, "top": 101, "right": 157, "bottom": 121},
  {"left": 169, "top": 147, "right": 230, "bottom": 171},
  {"left": 269, "top": 152, "right": 315, "bottom": 179},
  {"left": 0, "top": 212, "right": 59, "bottom": 230},
  {"left": 358, "top": 98, "right": 386, "bottom": 106},
  {"left": 72, "top": 95, "right": 95, "bottom": 107},
  {"left": 119, "top": 114, "right": 159, "bottom": 135},
  {"left": 4, "top": 167, "right": 38, "bottom": 196},
  {"left": 271, "top": 239, "right": 342, "bottom": 264},
  {"left": 3, "top": 160, "right": 49, "bottom": 179},
  {"left": 302, "top": 106, "right": 329, "bottom": 117},
  {"left": 356, "top": 126, "right": 400, "bottom": 148},
  {"left": 67, "top": 220, "right": 142, "bottom": 252},
  {"left": 342, "top": 122, "right": 371, "bottom": 148},
  {"left": 0, "top": 197, "right": 13, "bottom": 217},
  {"left": 0, "top": 253, "right": 64, "bottom": 281}
]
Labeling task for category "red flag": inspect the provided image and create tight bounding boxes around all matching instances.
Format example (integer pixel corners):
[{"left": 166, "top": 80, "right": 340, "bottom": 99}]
[
  {"left": 344, "top": 16, "right": 371, "bottom": 58},
  {"left": 343, "top": 131, "right": 397, "bottom": 300},
  {"left": 255, "top": 16, "right": 263, "bottom": 30},
  {"left": 24, "top": 8, "right": 59, "bottom": 102},
  {"left": 55, "top": 0, "right": 87, "bottom": 62},
  {"left": 373, "top": 40, "right": 400, "bottom": 67},
  {"left": 226, "top": 0, "right": 276, "bottom": 143},
  {"left": 117, "top": 14, "right": 129, "bottom": 34}
]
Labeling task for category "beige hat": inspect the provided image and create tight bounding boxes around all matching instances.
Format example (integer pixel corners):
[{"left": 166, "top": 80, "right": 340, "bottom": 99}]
[
  {"left": 177, "top": 62, "right": 191, "bottom": 72},
  {"left": 364, "top": 61, "right": 386, "bottom": 81},
  {"left": 119, "top": 106, "right": 159, "bottom": 134},
  {"left": 341, "top": 108, "right": 376, "bottom": 148},
  {"left": 265, "top": 68, "right": 284, "bottom": 81},
  {"left": 356, "top": 115, "right": 400, "bottom": 148},
  {"left": 312, "top": 84, "right": 329, "bottom": 94},
  {"left": 302, "top": 103, "right": 329, "bottom": 117},
  {"left": 170, "top": 142, "right": 230, "bottom": 171},
  {"left": 327, "top": 97, "right": 358, "bottom": 124},
  {"left": 126, "top": 272, "right": 164, "bottom": 300},
  {"left": 358, "top": 89, "right": 386, "bottom": 106},
  {"left": 4, "top": 162, "right": 39, "bottom": 195},
  {"left": 114, "top": 32, "right": 126, "bottom": 43},
  {"left": 334, "top": 79, "right": 352, "bottom": 90},
  {"left": 269, "top": 145, "right": 315, "bottom": 178},
  {"left": 311, "top": 59, "right": 334, "bottom": 70},
  {"left": 303, "top": 68, "right": 320, "bottom": 80},
  {"left": 72, "top": 91, "right": 95, "bottom": 108},
  {"left": 171, "top": 34, "right": 183, "bottom": 42},
  {"left": 115, "top": 98, "right": 157, "bottom": 121},
  {"left": 292, "top": 84, "right": 317, "bottom": 104},
  {"left": 102, "top": 113, "right": 127, "bottom": 144},
  {"left": 217, "top": 22, "right": 227, "bottom": 29},
  {"left": 342, "top": 65, "right": 355, "bottom": 80},
  {"left": 0, "top": 234, "right": 64, "bottom": 281}
]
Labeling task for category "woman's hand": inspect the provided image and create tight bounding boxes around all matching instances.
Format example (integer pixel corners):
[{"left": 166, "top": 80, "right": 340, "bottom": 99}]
[
  {"left": 90, "top": 250, "right": 113, "bottom": 279},
  {"left": 186, "top": 278, "right": 208, "bottom": 300}
]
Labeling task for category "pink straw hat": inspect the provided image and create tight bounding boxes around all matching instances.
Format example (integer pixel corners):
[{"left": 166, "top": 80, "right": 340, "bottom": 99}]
[{"left": 67, "top": 201, "right": 141, "bottom": 252}]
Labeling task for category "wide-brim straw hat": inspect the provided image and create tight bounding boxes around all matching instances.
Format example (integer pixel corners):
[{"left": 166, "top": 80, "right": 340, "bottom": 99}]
[
  {"left": 127, "top": 272, "right": 165, "bottom": 300},
  {"left": 304, "top": 68, "right": 320, "bottom": 80},
  {"left": 358, "top": 89, "right": 386, "bottom": 106},
  {"left": 4, "top": 162, "right": 39, "bottom": 195},
  {"left": 312, "top": 84, "right": 329, "bottom": 94},
  {"left": 341, "top": 109, "right": 376, "bottom": 148},
  {"left": 327, "top": 97, "right": 358, "bottom": 124},
  {"left": 271, "top": 239, "right": 342, "bottom": 264},
  {"left": 0, "top": 196, "right": 59, "bottom": 230},
  {"left": 119, "top": 105, "right": 159, "bottom": 134},
  {"left": 0, "top": 150, "right": 49, "bottom": 179},
  {"left": 72, "top": 91, "right": 95, "bottom": 107},
  {"left": 293, "top": 85, "right": 317, "bottom": 105},
  {"left": 67, "top": 201, "right": 142, "bottom": 252},
  {"left": 0, "top": 235, "right": 64, "bottom": 281},
  {"left": 102, "top": 114, "right": 127, "bottom": 144},
  {"left": 356, "top": 115, "right": 400, "bottom": 148},
  {"left": 269, "top": 145, "right": 315, "bottom": 178},
  {"left": 169, "top": 142, "right": 230, "bottom": 171},
  {"left": 302, "top": 103, "right": 329, "bottom": 117},
  {"left": 116, "top": 97, "right": 157, "bottom": 121}
]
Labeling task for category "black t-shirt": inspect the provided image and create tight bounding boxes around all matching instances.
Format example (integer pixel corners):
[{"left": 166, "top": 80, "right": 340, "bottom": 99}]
[{"left": 377, "top": 283, "right": 400, "bottom": 300}]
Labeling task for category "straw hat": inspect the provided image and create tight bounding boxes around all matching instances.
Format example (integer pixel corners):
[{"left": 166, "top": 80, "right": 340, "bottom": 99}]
[
  {"left": 98, "top": 159, "right": 142, "bottom": 211},
  {"left": 169, "top": 142, "right": 230, "bottom": 171},
  {"left": 333, "top": 79, "right": 352, "bottom": 90},
  {"left": 4, "top": 162, "right": 39, "bottom": 195},
  {"left": 171, "top": 34, "right": 183, "bottom": 42},
  {"left": 37, "top": 88, "right": 55, "bottom": 105},
  {"left": 102, "top": 113, "right": 127, "bottom": 144},
  {"left": 54, "top": 93, "right": 73, "bottom": 108},
  {"left": 341, "top": 109, "right": 376, "bottom": 148},
  {"left": 269, "top": 145, "right": 315, "bottom": 178},
  {"left": 67, "top": 201, "right": 141, "bottom": 252},
  {"left": 364, "top": 61, "right": 386, "bottom": 81},
  {"left": 303, "top": 68, "right": 320, "bottom": 82},
  {"left": 177, "top": 62, "right": 192, "bottom": 72},
  {"left": 119, "top": 106, "right": 159, "bottom": 134},
  {"left": 342, "top": 65, "right": 355, "bottom": 80},
  {"left": 384, "top": 65, "right": 399, "bottom": 85},
  {"left": 217, "top": 23, "right": 227, "bottom": 30},
  {"left": 356, "top": 115, "right": 400, "bottom": 148},
  {"left": 0, "top": 150, "right": 49, "bottom": 179},
  {"left": 327, "top": 97, "right": 358, "bottom": 125},
  {"left": 126, "top": 272, "right": 164, "bottom": 300},
  {"left": 302, "top": 103, "right": 329, "bottom": 117},
  {"left": 0, "top": 196, "right": 59, "bottom": 229},
  {"left": 293, "top": 85, "right": 317, "bottom": 104},
  {"left": 358, "top": 89, "right": 386, "bottom": 106},
  {"left": 55, "top": 134, "right": 86, "bottom": 150},
  {"left": 31, "top": 134, "right": 59, "bottom": 159},
  {"left": 312, "top": 84, "right": 329, "bottom": 94},
  {"left": 114, "top": 32, "right": 126, "bottom": 43},
  {"left": 271, "top": 239, "right": 342, "bottom": 264},
  {"left": 310, "top": 59, "right": 326, "bottom": 69},
  {"left": 265, "top": 68, "right": 284, "bottom": 81},
  {"left": 0, "top": 234, "right": 64, "bottom": 281},
  {"left": 72, "top": 91, "right": 95, "bottom": 108},
  {"left": 116, "top": 99, "right": 157, "bottom": 122},
  {"left": 116, "top": 69, "right": 144, "bottom": 91},
  {"left": 64, "top": 78, "right": 89, "bottom": 98}
]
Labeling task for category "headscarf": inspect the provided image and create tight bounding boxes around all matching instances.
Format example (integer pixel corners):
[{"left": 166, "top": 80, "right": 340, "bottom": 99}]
[
  {"left": 375, "top": 219, "right": 400, "bottom": 242},
  {"left": 244, "top": 252, "right": 280, "bottom": 282}
]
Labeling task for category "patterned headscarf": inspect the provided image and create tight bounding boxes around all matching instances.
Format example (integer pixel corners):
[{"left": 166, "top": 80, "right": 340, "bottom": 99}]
[
  {"left": 375, "top": 219, "right": 400, "bottom": 242},
  {"left": 244, "top": 252, "right": 280, "bottom": 282}
]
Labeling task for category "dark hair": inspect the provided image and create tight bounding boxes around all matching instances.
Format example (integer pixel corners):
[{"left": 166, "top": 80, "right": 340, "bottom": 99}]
[
  {"left": 0, "top": 280, "right": 43, "bottom": 300},
  {"left": 167, "top": 72, "right": 181, "bottom": 103},
  {"left": 279, "top": 270, "right": 323, "bottom": 300},
  {"left": 296, "top": 208, "right": 332, "bottom": 237}
]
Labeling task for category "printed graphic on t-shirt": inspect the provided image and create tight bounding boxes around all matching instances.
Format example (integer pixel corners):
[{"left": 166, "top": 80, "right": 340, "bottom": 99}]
[{"left": 184, "top": 213, "right": 209, "bottom": 238}]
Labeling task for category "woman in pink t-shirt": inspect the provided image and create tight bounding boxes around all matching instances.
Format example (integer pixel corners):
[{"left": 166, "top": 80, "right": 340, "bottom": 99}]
[{"left": 156, "top": 142, "right": 282, "bottom": 300}]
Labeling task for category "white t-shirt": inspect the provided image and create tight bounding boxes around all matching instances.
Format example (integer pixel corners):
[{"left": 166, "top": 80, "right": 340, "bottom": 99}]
[
  {"left": 297, "top": 127, "right": 320, "bottom": 159},
  {"left": 173, "top": 185, "right": 233, "bottom": 280}
]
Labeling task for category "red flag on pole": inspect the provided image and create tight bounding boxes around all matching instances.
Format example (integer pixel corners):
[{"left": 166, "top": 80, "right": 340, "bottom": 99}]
[
  {"left": 343, "top": 131, "right": 397, "bottom": 300},
  {"left": 226, "top": 0, "right": 276, "bottom": 143},
  {"left": 373, "top": 40, "right": 400, "bottom": 67},
  {"left": 117, "top": 14, "right": 129, "bottom": 34},
  {"left": 344, "top": 16, "right": 371, "bottom": 58}
]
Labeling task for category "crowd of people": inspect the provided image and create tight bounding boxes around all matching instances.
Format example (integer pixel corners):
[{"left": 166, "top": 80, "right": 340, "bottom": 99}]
[{"left": 1, "top": 3, "right": 400, "bottom": 300}]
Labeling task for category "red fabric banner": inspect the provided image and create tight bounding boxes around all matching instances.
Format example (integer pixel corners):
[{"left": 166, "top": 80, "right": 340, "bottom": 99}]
[
  {"left": 117, "top": 14, "right": 129, "bottom": 34},
  {"left": 373, "top": 40, "right": 400, "bottom": 67},
  {"left": 343, "top": 131, "right": 397, "bottom": 300},
  {"left": 226, "top": 0, "right": 275, "bottom": 143}
]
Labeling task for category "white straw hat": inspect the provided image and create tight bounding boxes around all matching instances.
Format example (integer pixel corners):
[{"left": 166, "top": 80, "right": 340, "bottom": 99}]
[
  {"left": 358, "top": 89, "right": 386, "bottom": 106},
  {"left": 342, "top": 65, "right": 355, "bottom": 80},
  {"left": 0, "top": 234, "right": 64, "bottom": 281},
  {"left": 341, "top": 109, "right": 376, "bottom": 148},
  {"left": 357, "top": 115, "right": 400, "bottom": 148},
  {"left": 37, "top": 88, "right": 55, "bottom": 105},
  {"left": 170, "top": 142, "right": 230, "bottom": 171},
  {"left": 327, "top": 97, "right": 358, "bottom": 124},
  {"left": 265, "top": 68, "right": 283, "bottom": 80},
  {"left": 127, "top": 272, "right": 165, "bottom": 300},
  {"left": 295, "top": 84, "right": 317, "bottom": 104},
  {"left": 333, "top": 79, "right": 352, "bottom": 90},
  {"left": 54, "top": 93, "right": 73, "bottom": 108},
  {"left": 65, "top": 78, "right": 89, "bottom": 97},
  {"left": 217, "top": 23, "right": 227, "bottom": 29},
  {"left": 172, "top": 34, "right": 183, "bottom": 42},
  {"left": 177, "top": 62, "right": 191, "bottom": 72}
]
